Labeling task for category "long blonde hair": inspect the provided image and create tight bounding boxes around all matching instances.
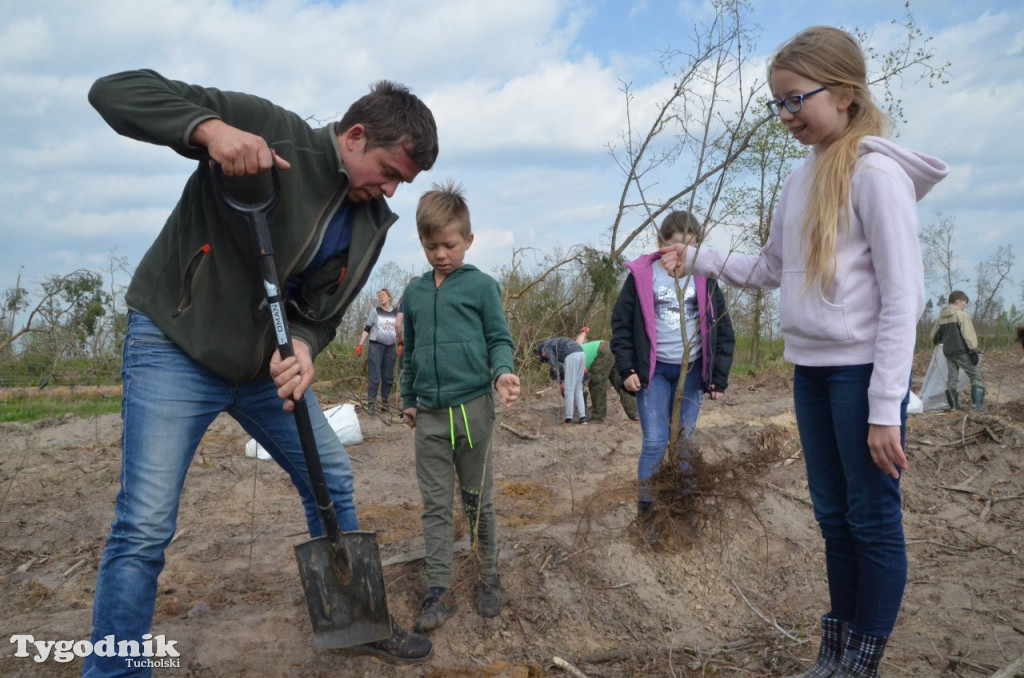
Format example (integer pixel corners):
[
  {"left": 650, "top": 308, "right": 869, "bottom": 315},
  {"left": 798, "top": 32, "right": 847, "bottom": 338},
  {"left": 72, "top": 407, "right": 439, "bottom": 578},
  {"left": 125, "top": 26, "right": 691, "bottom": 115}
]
[{"left": 769, "top": 26, "right": 890, "bottom": 294}]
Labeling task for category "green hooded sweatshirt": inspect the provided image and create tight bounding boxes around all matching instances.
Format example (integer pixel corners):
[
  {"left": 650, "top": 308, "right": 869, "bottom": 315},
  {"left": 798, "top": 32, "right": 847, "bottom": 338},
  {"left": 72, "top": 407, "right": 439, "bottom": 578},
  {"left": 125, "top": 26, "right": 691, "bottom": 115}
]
[{"left": 400, "top": 265, "right": 515, "bottom": 409}]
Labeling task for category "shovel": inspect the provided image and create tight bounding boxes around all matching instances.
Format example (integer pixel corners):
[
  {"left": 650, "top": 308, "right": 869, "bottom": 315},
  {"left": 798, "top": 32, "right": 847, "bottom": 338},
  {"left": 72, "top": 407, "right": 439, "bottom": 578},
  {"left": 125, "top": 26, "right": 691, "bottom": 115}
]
[{"left": 212, "top": 162, "right": 391, "bottom": 649}]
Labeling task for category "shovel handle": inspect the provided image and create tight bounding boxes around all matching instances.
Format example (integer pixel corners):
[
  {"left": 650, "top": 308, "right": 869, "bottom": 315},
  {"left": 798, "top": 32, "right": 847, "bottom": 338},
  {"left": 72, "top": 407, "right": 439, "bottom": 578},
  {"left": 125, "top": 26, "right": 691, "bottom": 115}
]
[{"left": 211, "top": 161, "right": 342, "bottom": 543}]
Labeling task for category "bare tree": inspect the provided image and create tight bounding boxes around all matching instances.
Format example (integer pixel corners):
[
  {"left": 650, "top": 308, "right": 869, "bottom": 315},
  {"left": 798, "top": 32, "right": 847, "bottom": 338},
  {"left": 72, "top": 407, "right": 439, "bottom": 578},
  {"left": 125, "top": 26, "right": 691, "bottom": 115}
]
[
  {"left": 920, "top": 213, "right": 967, "bottom": 299},
  {"left": 605, "top": 0, "right": 763, "bottom": 265},
  {"left": 973, "top": 245, "right": 1015, "bottom": 329},
  {"left": 1, "top": 270, "right": 30, "bottom": 355}
]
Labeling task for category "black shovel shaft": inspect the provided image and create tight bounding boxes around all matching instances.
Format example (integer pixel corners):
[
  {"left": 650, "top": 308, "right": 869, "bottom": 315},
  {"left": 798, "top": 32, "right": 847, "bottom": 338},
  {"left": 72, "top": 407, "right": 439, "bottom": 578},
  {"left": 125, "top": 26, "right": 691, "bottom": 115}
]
[{"left": 211, "top": 163, "right": 341, "bottom": 543}]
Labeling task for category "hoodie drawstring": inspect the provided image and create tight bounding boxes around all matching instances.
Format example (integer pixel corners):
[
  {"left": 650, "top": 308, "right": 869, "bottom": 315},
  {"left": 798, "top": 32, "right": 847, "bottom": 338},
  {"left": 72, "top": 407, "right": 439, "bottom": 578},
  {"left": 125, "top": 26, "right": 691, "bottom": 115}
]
[{"left": 448, "top": 403, "right": 474, "bottom": 450}]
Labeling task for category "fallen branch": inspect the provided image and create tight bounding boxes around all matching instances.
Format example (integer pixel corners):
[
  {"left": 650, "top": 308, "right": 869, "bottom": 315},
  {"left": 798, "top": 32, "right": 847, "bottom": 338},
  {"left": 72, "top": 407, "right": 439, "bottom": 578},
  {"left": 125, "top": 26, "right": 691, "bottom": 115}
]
[
  {"left": 552, "top": 656, "right": 589, "bottom": 678},
  {"left": 983, "top": 425, "right": 1003, "bottom": 444},
  {"left": 946, "top": 654, "right": 997, "bottom": 674},
  {"left": 943, "top": 420, "right": 1007, "bottom": 448},
  {"left": 381, "top": 539, "right": 469, "bottom": 567},
  {"left": 500, "top": 421, "right": 540, "bottom": 440},
  {"left": 941, "top": 469, "right": 983, "bottom": 494},
  {"left": 729, "top": 579, "right": 801, "bottom": 642},
  {"left": 63, "top": 558, "right": 87, "bottom": 578},
  {"left": 941, "top": 484, "right": 982, "bottom": 495},
  {"left": 592, "top": 581, "right": 633, "bottom": 591}
]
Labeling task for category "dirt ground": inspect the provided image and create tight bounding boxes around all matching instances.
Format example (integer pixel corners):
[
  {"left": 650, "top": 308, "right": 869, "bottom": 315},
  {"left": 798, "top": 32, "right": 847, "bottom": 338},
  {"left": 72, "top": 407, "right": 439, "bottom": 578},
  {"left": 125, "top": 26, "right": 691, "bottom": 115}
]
[{"left": 2, "top": 347, "right": 1023, "bottom": 677}]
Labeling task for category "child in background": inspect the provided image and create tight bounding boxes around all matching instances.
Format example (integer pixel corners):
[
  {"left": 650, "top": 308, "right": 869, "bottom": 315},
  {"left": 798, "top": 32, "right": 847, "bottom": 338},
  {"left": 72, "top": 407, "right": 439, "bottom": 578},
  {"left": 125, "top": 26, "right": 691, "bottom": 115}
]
[
  {"left": 356, "top": 288, "right": 399, "bottom": 413},
  {"left": 660, "top": 26, "right": 949, "bottom": 678},
  {"left": 537, "top": 337, "right": 588, "bottom": 424},
  {"left": 610, "top": 211, "right": 734, "bottom": 518},
  {"left": 930, "top": 290, "right": 985, "bottom": 411},
  {"left": 400, "top": 181, "right": 520, "bottom": 633},
  {"left": 574, "top": 327, "right": 639, "bottom": 422}
]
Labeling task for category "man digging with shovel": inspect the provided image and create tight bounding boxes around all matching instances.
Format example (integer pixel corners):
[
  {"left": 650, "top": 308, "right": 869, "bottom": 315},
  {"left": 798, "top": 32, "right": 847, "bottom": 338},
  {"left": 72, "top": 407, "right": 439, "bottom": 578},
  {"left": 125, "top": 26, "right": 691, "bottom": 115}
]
[{"left": 84, "top": 69, "right": 438, "bottom": 677}]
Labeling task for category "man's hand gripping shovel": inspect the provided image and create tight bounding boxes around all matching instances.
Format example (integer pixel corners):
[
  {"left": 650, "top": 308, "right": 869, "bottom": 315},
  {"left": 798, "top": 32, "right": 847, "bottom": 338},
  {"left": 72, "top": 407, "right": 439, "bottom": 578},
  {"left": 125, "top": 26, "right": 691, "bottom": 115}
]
[{"left": 212, "top": 162, "right": 391, "bottom": 649}]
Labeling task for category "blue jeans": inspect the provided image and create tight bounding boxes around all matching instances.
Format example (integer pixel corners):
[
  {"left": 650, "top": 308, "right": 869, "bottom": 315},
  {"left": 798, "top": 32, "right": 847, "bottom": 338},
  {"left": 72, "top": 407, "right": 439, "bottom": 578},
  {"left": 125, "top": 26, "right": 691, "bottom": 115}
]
[
  {"left": 793, "top": 363, "right": 908, "bottom": 637},
  {"left": 366, "top": 340, "right": 397, "bottom": 405},
  {"left": 636, "top": 358, "right": 703, "bottom": 502},
  {"left": 83, "top": 312, "right": 358, "bottom": 677}
]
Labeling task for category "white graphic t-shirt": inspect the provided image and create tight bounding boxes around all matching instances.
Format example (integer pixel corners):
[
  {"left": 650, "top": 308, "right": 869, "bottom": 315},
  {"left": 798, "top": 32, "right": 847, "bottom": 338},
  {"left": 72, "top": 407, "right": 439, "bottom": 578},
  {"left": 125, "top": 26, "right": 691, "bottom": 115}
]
[{"left": 652, "top": 263, "right": 700, "bottom": 365}]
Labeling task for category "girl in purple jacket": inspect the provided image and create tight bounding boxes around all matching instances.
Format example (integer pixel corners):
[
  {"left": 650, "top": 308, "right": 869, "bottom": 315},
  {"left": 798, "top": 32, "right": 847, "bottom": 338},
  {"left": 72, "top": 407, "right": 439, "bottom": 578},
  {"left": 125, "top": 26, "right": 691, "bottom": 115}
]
[{"left": 610, "top": 211, "right": 734, "bottom": 520}]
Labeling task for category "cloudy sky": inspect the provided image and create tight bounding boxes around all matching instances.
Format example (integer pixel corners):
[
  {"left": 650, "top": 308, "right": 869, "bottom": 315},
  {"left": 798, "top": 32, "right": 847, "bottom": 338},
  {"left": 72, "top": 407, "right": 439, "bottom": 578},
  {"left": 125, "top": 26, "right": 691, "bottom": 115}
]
[{"left": 2, "top": 0, "right": 1021, "bottom": 310}]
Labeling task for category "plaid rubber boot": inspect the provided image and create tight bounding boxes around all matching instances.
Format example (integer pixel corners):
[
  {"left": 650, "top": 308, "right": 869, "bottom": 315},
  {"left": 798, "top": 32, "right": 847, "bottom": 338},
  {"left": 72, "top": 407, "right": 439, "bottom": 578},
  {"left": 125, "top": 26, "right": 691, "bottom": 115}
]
[
  {"left": 835, "top": 629, "right": 888, "bottom": 677},
  {"left": 786, "top": 615, "right": 847, "bottom": 678}
]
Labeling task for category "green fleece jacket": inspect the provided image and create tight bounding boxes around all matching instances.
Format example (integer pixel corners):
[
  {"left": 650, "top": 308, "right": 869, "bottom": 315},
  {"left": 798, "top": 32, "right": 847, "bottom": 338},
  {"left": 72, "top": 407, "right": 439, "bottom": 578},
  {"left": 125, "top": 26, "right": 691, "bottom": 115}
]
[
  {"left": 400, "top": 265, "right": 515, "bottom": 409},
  {"left": 89, "top": 69, "right": 398, "bottom": 383}
]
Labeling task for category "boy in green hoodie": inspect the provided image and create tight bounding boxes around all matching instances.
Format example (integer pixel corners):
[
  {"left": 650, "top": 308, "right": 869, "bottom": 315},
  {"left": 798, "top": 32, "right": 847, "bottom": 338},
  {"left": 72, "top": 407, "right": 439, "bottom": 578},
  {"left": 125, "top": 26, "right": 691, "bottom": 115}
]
[{"left": 400, "top": 181, "right": 521, "bottom": 632}]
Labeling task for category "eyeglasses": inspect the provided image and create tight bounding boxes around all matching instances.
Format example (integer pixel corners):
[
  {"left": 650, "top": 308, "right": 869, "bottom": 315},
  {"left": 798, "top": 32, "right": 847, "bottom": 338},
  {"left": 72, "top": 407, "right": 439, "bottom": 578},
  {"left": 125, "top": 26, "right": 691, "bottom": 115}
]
[{"left": 766, "top": 86, "right": 828, "bottom": 116}]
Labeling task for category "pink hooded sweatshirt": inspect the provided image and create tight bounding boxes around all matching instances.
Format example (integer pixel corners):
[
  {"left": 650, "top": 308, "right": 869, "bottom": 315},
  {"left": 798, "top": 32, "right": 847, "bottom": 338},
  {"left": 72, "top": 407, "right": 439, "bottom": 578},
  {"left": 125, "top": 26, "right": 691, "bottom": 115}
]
[{"left": 687, "top": 136, "right": 949, "bottom": 426}]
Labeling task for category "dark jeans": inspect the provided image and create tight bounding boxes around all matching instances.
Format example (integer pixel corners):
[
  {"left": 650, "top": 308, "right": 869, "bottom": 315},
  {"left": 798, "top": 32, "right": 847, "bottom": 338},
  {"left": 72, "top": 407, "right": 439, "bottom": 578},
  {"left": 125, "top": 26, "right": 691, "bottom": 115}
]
[
  {"left": 793, "top": 363, "right": 909, "bottom": 637},
  {"left": 367, "top": 341, "right": 397, "bottom": 405}
]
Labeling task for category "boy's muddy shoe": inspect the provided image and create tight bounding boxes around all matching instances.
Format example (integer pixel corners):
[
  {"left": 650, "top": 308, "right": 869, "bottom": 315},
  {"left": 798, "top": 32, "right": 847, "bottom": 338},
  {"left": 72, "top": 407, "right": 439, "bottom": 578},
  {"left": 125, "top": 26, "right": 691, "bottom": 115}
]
[
  {"left": 475, "top": 573, "right": 502, "bottom": 618},
  {"left": 341, "top": 617, "right": 433, "bottom": 664},
  {"left": 413, "top": 587, "right": 457, "bottom": 633}
]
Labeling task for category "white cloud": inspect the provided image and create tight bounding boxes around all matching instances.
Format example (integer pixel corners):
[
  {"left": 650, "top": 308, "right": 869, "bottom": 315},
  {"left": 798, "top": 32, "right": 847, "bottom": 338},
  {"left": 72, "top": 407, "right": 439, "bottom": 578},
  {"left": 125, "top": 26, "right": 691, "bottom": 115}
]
[{"left": 1, "top": 0, "right": 1020, "bottom": 306}]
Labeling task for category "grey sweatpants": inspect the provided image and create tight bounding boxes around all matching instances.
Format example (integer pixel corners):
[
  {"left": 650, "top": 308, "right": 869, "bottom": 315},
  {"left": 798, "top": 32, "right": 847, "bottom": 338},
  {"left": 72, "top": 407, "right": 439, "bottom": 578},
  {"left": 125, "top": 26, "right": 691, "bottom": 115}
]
[{"left": 414, "top": 392, "right": 497, "bottom": 589}]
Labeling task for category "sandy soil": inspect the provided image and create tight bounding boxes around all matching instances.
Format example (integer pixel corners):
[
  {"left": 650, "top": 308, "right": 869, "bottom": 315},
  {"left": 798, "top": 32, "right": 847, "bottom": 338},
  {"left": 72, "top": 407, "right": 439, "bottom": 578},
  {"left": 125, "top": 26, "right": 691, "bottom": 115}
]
[{"left": 2, "top": 348, "right": 1023, "bottom": 677}]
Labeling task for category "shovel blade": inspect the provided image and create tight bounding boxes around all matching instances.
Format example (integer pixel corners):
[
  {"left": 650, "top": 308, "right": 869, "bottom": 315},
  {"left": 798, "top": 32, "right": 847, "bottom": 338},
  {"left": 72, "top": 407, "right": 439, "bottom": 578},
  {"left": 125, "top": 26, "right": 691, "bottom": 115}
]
[{"left": 294, "top": 530, "right": 390, "bottom": 649}]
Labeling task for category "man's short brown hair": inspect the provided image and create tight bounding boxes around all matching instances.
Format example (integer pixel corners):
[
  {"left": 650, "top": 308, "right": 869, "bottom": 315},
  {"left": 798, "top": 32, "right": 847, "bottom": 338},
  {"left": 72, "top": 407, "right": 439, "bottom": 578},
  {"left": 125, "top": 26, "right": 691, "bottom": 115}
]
[
  {"left": 337, "top": 80, "right": 439, "bottom": 170},
  {"left": 948, "top": 290, "right": 969, "bottom": 305}
]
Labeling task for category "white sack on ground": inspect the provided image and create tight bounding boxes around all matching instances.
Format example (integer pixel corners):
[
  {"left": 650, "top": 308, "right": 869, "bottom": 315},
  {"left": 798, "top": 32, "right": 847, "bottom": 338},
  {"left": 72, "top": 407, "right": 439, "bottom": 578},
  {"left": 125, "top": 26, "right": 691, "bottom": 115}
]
[
  {"left": 919, "top": 345, "right": 974, "bottom": 412},
  {"left": 245, "top": 403, "right": 362, "bottom": 459},
  {"left": 907, "top": 391, "right": 924, "bottom": 415}
]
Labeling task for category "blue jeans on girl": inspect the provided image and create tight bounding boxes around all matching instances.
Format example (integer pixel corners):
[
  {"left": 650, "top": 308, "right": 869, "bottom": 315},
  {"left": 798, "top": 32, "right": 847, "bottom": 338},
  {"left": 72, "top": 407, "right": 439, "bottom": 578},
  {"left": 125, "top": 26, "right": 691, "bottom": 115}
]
[
  {"left": 636, "top": 358, "right": 704, "bottom": 503},
  {"left": 793, "top": 363, "right": 909, "bottom": 637},
  {"left": 83, "top": 312, "right": 358, "bottom": 677}
]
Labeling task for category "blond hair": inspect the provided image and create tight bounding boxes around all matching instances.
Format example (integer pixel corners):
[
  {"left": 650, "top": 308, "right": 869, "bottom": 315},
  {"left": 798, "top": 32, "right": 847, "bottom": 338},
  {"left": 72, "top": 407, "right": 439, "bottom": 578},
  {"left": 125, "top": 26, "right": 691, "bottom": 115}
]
[
  {"left": 769, "top": 26, "right": 890, "bottom": 294},
  {"left": 416, "top": 180, "right": 471, "bottom": 239}
]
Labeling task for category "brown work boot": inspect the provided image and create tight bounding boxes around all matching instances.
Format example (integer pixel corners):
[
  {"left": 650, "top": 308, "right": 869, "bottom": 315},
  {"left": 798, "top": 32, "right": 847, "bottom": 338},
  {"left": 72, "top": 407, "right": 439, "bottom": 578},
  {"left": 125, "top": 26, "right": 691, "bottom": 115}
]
[{"left": 345, "top": 616, "right": 433, "bottom": 664}]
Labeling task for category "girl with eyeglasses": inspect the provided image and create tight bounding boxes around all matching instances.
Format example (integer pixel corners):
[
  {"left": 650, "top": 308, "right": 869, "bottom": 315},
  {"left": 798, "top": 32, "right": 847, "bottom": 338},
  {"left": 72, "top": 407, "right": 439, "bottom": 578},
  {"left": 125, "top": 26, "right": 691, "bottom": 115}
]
[{"left": 660, "top": 26, "right": 949, "bottom": 677}]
